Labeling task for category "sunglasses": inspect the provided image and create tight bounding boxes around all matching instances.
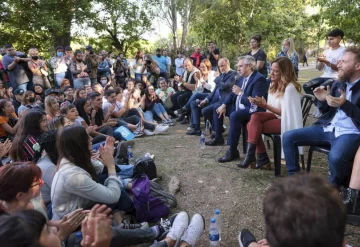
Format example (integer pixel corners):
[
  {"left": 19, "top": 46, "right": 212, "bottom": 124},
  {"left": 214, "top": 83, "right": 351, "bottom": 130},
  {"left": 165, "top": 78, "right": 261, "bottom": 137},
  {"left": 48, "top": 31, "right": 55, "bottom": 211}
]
[{"left": 30, "top": 178, "right": 44, "bottom": 188}]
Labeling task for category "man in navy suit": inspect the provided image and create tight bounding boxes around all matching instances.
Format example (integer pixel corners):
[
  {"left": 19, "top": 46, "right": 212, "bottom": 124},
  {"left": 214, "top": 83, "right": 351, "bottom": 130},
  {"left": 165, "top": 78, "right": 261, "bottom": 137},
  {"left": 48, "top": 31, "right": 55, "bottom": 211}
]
[
  {"left": 207, "top": 55, "right": 269, "bottom": 164},
  {"left": 284, "top": 47, "right": 360, "bottom": 191},
  {"left": 187, "top": 58, "right": 238, "bottom": 135}
]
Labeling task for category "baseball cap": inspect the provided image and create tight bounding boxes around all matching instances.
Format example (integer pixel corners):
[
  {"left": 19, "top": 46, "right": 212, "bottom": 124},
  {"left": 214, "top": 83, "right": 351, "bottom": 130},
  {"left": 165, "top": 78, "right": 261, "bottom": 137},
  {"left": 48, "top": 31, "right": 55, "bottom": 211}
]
[
  {"left": 85, "top": 45, "right": 93, "bottom": 50},
  {"left": 14, "top": 88, "right": 24, "bottom": 95},
  {"left": 45, "top": 88, "right": 59, "bottom": 96}
]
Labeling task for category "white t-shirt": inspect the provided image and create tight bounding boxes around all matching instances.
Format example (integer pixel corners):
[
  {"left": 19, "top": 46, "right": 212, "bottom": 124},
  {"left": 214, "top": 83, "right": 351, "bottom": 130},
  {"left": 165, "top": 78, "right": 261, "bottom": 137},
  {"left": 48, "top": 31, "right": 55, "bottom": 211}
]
[
  {"left": 321, "top": 46, "right": 345, "bottom": 79},
  {"left": 102, "top": 101, "right": 123, "bottom": 116}
]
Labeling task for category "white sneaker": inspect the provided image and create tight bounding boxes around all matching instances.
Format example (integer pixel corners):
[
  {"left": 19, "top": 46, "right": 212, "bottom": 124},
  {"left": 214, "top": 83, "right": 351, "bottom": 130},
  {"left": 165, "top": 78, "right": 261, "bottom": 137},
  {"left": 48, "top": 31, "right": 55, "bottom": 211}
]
[
  {"left": 154, "top": 125, "right": 169, "bottom": 134},
  {"left": 144, "top": 129, "right": 155, "bottom": 136},
  {"left": 167, "top": 211, "right": 189, "bottom": 244},
  {"left": 181, "top": 214, "right": 205, "bottom": 246}
]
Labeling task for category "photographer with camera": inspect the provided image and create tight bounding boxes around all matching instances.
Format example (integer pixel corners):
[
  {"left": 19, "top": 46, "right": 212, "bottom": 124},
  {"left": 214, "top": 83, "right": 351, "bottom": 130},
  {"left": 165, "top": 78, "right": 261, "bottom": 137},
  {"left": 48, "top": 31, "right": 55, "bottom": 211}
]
[
  {"left": 140, "top": 54, "right": 160, "bottom": 88},
  {"left": 84, "top": 45, "right": 99, "bottom": 86}
]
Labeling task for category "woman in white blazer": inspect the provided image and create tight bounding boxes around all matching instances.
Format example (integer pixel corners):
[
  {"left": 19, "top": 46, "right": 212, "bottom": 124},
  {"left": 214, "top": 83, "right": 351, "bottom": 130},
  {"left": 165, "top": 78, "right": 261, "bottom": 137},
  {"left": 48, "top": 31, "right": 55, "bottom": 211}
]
[{"left": 239, "top": 56, "right": 302, "bottom": 169}]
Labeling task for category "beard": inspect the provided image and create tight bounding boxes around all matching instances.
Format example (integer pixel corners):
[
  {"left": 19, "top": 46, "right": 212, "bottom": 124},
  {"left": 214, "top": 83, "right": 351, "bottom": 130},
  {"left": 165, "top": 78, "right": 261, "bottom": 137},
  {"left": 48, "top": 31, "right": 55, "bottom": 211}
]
[{"left": 338, "top": 69, "right": 353, "bottom": 83}]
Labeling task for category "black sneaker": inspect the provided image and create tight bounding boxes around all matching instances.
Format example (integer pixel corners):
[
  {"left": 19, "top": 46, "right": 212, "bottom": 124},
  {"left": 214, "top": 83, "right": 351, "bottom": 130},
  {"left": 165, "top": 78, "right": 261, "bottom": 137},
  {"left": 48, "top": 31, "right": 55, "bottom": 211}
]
[
  {"left": 186, "top": 129, "right": 201, "bottom": 136},
  {"left": 156, "top": 213, "right": 178, "bottom": 241},
  {"left": 176, "top": 114, "right": 185, "bottom": 122},
  {"left": 238, "top": 229, "right": 257, "bottom": 247},
  {"left": 175, "top": 107, "right": 187, "bottom": 115}
]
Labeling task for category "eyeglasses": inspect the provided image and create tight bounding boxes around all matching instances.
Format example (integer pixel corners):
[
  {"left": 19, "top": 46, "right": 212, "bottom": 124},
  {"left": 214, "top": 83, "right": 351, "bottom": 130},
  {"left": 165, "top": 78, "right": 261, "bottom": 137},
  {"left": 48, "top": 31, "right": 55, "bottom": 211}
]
[{"left": 30, "top": 178, "right": 44, "bottom": 188}]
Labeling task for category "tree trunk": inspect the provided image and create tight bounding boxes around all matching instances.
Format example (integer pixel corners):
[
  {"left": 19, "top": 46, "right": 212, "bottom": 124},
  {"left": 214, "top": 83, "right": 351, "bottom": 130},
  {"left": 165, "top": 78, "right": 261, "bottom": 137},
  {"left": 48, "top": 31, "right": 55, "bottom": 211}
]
[
  {"left": 171, "top": 0, "right": 178, "bottom": 51},
  {"left": 180, "top": 0, "right": 191, "bottom": 50}
]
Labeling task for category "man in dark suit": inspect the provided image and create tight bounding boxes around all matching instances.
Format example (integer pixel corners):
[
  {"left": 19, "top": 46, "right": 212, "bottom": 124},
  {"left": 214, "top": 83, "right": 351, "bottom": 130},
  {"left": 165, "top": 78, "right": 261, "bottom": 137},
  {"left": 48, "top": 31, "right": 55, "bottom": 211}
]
[
  {"left": 206, "top": 55, "right": 269, "bottom": 164},
  {"left": 283, "top": 47, "right": 360, "bottom": 191},
  {"left": 186, "top": 58, "right": 237, "bottom": 135}
]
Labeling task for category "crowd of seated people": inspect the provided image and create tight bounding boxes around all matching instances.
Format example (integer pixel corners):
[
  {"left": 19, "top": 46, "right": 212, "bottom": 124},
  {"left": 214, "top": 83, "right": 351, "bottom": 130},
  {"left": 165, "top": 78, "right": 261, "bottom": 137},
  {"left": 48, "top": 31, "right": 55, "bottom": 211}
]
[{"left": 0, "top": 26, "right": 359, "bottom": 246}]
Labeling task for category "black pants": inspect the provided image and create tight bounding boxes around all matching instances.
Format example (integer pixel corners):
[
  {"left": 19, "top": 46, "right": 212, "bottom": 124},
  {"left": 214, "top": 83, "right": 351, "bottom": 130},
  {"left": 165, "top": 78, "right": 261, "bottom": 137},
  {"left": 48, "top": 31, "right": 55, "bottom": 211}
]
[
  {"left": 302, "top": 77, "right": 334, "bottom": 95},
  {"left": 92, "top": 125, "right": 113, "bottom": 144},
  {"left": 171, "top": 91, "right": 192, "bottom": 110}
]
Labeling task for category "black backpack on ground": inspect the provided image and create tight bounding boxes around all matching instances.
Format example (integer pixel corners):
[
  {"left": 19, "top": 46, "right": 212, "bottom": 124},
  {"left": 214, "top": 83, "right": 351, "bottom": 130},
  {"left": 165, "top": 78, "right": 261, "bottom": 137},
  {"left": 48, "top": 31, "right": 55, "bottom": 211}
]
[{"left": 132, "top": 156, "right": 157, "bottom": 180}]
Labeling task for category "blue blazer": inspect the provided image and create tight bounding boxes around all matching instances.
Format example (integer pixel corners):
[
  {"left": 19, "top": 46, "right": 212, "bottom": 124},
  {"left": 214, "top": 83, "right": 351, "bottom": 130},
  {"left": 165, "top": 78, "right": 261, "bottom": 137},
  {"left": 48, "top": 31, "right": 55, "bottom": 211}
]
[
  {"left": 224, "top": 71, "right": 269, "bottom": 113},
  {"left": 206, "top": 70, "right": 238, "bottom": 103},
  {"left": 315, "top": 80, "right": 360, "bottom": 131}
]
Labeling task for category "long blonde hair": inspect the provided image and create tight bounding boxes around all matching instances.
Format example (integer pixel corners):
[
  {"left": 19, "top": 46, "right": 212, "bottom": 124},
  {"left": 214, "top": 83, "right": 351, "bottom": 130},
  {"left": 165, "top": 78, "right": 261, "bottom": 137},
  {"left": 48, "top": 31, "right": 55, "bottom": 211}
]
[
  {"left": 283, "top": 38, "right": 297, "bottom": 56},
  {"left": 269, "top": 57, "right": 301, "bottom": 98}
]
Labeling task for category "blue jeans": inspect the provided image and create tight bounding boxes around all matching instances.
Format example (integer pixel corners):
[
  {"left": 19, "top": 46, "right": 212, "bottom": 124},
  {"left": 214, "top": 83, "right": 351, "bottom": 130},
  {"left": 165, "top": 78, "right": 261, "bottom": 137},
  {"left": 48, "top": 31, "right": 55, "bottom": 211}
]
[
  {"left": 184, "top": 92, "right": 209, "bottom": 110},
  {"left": 17, "top": 83, "right": 28, "bottom": 91},
  {"left": 73, "top": 77, "right": 90, "bottom": 89},
  {"left": 152, "top": 103, "right": 166, "bottom": 117},
  {"left": 135, "top": 73, "right": 142, "bottom": 80},
  {"left": 54, "top": 72, "right": 66, "bottom": 88},
  {"left": 283, "top": 125, "right": 360, "bottom": 188}
]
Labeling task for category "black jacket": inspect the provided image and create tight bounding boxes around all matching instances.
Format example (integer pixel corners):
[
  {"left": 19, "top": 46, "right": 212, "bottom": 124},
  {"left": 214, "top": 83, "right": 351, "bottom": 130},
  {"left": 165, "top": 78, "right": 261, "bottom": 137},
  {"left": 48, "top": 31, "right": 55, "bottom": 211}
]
[{"left": 314, "top": 80, "right": 360, "bottom": 131}]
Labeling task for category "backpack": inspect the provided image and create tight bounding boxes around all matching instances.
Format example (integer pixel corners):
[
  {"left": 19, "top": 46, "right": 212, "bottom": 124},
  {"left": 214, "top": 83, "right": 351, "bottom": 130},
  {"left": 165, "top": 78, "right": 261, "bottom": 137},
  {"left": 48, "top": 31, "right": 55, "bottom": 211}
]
[
  {"left": 150, "top": 180, "right": 177, "bottom": 208},
  {"left": 132, "top": 174, "right": 169, "bottom": 223},
  {"left": 133, "top": 156, "right": 157, "bottom": 180}
]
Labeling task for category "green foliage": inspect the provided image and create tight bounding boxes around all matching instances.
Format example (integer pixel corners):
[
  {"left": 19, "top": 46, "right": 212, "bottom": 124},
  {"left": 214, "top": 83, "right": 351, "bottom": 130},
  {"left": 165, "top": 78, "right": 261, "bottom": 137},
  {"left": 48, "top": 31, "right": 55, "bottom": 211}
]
[
  {"left": 314, "top": 0, "right": 360, "bottom": 44},
  {"left": 86, "top": 0, "right": 159, "bottom": 55}
]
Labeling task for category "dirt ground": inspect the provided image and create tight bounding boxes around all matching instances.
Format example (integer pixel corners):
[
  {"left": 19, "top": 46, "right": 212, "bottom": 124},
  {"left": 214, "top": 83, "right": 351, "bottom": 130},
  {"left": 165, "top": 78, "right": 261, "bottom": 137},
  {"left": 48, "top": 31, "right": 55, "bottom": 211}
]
[{"left": 132, "top": 66, "right": 360, "bottom": 247}]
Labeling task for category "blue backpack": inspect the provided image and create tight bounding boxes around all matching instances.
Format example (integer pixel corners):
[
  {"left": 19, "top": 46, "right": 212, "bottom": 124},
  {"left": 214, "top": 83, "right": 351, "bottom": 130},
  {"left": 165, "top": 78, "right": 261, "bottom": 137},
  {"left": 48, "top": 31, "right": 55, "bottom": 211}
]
[{"left": 131, "top": 174, "right": 169, "bottom": 223}]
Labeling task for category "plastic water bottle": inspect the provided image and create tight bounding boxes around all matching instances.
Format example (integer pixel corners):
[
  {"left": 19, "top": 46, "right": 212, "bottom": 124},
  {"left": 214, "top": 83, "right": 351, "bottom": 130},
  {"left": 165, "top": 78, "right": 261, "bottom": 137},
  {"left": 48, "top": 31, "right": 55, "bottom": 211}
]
[
  {"left": 200, "top": 132, "right": 205, "bottom": 149},
  {"left": 209, "top": 218, "right": 220, "bottom": 246},
  {"left": 127, "top": 146, "right": 135, "bottom": 165},
  {"left": 214, "top": 209, "right": 222, "bottom": 240},
  {"left": 205, "top": 120, "right": 210, "bottom": 132},
  {"left": 74, "top": 232, "right": 82, "bottom": 247},
  {"left": 249, "top": 103, "right": 258, "bottom": 113}
]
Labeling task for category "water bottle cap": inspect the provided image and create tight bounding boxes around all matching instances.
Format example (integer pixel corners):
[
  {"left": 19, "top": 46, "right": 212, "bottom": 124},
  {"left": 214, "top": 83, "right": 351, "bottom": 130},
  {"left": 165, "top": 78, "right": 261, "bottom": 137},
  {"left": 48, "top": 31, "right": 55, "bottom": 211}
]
[
  {"left": 210, "top": 217, "right": 216, "bottom": 223},
  {"left": 215, "top": 209, "right": 220, "bottom": 214},
  {"left": 75, "top": 232, "right": 82, "bottom": 238}
]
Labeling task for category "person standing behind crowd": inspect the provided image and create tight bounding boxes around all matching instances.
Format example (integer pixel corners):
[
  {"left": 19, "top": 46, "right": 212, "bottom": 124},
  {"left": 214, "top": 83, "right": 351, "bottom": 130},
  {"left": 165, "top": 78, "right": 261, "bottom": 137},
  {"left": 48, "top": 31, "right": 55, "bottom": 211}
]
[
  {"left": 190, "top": 47, "right": 206, "bottom": 68},
  {"left": 70, "top": 50, "right": 91, "bottom": 89},
  {"left": 303, "top": 53, "right": 309, "bottom": 66},
  {"left": 247, "top": 35, "right": 268, "bottom": 78},
  {"left": 2, "top": 44, "right": 31, "bottom": 90},
  {"left": 27, "top": 48, "right": 51, "bottom": 89},
  {"left": 114, "top": 55, "right": 128, "bottom": 88},
  {"left": 141, "top": 54, "right": 161, "bottom": 88},
  {"left": 84, "top": 45, "right": 98, "bottom": 86},
  {"left": 49, "top": 46, "right": 69, "bottom": 88},
  {"left": 133, "top": 56, "right": 146, "bottom": 81},
  {"left": 276, "top": 38, "right": 299, "bottom": 78},
  {"left": 163, "top": 50, "right": 171, "bottom": 77},
  {"left": 302, "top": 29, "right": 345, "bottom": 96},
  {"left": 152, "top": 48, "right": 169, "bottom": 82},
  {"left": 175, "top": 52, "right": 185, "bottom": 77},
  {"left": 206, "top": 41, "right": 220, "bottom": 71}
]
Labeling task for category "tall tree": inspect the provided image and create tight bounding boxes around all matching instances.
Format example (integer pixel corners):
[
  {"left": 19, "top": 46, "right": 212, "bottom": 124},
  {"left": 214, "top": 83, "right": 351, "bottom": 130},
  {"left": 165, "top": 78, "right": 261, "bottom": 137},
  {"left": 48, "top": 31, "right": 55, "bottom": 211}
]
[
  {"left": 159, "top": 0, "right": 178, "bottom": 51},
  {"left": 87, "top": 0, "right": 159, "bottom": 54},
  {"left": 0, "top": 0, "right": 91, "bottom": 52}
]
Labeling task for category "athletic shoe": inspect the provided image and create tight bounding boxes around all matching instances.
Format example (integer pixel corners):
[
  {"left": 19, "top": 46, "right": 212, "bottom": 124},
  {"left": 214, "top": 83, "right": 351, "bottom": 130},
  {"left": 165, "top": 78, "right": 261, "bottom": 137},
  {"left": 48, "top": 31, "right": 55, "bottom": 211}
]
[
  {"left": 167, "top": 211, "right": 189, "bottom": 244},
  {"left": 156, "top": 213, "right": 179, "bottom": 241},
  {"left": 162, "top": 119, "right": 169, "bottom": 125},
  {"left": 133, "top": 130, "right": 144, "bottom": 137},
  {"left": 166, "top": 119, "right": 175, "bottom": 126},
  {"left": 121, "top": 222, "right": 149, "bottom": 230},
  {"left": 238, "top": 229, "right": 257, "bottom": 247},
  {"left": 187, "top": 124, "right": 195, "bottom": 131},
  {"left": 181, "top": 213, "right": 205, "bottom": 246},
  {"left": 174, "top": 107, "right": 187, "bottom": 115},
  {"left": 154, "top": 125, "right": 169, "bottom": 134},
  {"left": 144, "top": 129, "right": 155, "bottom": 136}
]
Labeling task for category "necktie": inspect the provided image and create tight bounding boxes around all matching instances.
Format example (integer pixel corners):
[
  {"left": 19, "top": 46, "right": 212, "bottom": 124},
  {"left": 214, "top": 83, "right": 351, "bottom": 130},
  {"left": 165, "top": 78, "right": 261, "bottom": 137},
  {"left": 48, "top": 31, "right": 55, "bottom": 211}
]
[{"left": 236, "top": 78, "right": 248, "bottom": 111}]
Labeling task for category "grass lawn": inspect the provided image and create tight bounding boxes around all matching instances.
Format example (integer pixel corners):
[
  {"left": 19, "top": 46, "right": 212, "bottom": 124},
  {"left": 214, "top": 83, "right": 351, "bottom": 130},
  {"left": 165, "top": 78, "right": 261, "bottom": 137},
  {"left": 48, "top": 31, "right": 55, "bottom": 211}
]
[{"left": 132, "top": 66, "right": 360, "bottom": 247}]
